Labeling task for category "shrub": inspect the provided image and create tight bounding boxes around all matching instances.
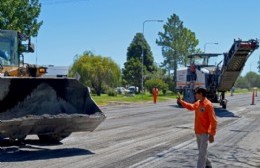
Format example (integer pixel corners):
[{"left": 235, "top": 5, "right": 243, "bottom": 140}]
[
  {"left": 107, "top": 88, "right": 117, "bottom": 96},
  {"left": 145, "top": 78, "right": 168, "bottom": 95}
]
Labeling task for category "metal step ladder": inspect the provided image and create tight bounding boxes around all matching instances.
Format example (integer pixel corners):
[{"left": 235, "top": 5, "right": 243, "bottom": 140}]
[{"left": 218, "top": 39, "right": 259, "bottom": 92}]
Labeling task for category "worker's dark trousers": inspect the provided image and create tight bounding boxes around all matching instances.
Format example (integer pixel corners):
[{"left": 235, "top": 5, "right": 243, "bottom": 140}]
[{"left": 196, "top": 134, "right": 212, "bottom": 168}]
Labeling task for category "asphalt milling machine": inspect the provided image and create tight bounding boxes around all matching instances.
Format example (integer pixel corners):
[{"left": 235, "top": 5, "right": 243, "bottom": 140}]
[
  {"left": 0, "top": 29, "right": 105, "bottom": 143},
  {"left": 176, "top": 39, "right": 259, "bottom": 109}
]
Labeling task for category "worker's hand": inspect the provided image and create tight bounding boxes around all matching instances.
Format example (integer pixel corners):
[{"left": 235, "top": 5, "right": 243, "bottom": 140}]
[{"left": 209, "top": 135, "right": 214, "bottom": 143}]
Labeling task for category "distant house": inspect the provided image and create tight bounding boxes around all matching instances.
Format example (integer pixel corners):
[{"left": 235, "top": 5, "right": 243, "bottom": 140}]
[{"left": 43, "top": 65, "right": 69, "bottom": 78}]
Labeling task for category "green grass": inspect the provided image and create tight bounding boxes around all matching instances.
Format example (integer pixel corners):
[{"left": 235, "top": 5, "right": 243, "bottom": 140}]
[
  {"left": 91, "top": 92, "right": 177, "bottom": 106},
  {"left": 227, "top": 88, "right": 257, "bottom": 95},
  {"left": 91, "top": 88, "right": 255, "bottom": 106}
]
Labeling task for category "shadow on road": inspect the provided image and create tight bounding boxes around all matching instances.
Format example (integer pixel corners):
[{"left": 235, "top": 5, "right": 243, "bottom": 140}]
[
  {"left": 214, "top": 108, "right": 239, "bottom": 118},
  {"left": 0, "top": 139, "right": 63, "bottom": 147},
  {"left": 0, "top": 139, "right": 94, "bottom": 162},
  {"left": 170, "top": 104, "right": 182, "bottom": 108},
  {"left": 170, "top": 103, "right": 239, "bottom": 118}
]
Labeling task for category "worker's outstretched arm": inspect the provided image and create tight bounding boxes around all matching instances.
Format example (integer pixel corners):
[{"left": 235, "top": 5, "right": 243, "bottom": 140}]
[{"left": 177, "top": 93, "right": 196, "bottom": 111}]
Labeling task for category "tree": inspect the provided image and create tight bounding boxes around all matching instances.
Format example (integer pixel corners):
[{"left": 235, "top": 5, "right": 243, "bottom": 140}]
[
  {"left": 235, "top": 76, "right": 248, "bottom": 89},
  {"left": 235, "top": 72, "right": 260, "bottom": 89},
  {"left": 122, "top": 57, "right": 143, "bottom": 90},
  {"left": 69, "top": 51, "right": 121, "bottom": 96},
  {"left": 126, "top": 33, "right": 155, "bottom": 72},
  {"left": 145, "top": 78, "right": 168, "bottom": 95},
  {"left": 244, "top": 71, "right": 259, "bottom": 88},
  {"left": 123, "top": 33, "right": 156, "bottom": 90},
  {"left": 146, "top": 63, "right": 166, "bottom": 80},
  {"left": 0, "top": 0, "right": 43, "bottom": 37},
  {"left": 156, "top": 13, "right": 199, "bottom": 90}
]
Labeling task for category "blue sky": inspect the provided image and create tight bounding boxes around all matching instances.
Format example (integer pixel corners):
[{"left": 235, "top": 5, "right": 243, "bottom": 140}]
[{"left": 27, "top": 0, "right": 260, "bottom": 76}]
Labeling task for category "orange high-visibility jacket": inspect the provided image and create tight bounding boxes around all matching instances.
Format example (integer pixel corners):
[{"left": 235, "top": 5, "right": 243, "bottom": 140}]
[
  {"left": 152, "top": 88, "right": 159, "bottom": 96},
  {"left": 179, "top": 98, "right": 217, "bottom": 136}
]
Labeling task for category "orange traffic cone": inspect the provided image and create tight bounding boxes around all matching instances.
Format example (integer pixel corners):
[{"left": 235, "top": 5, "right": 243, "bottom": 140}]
[{"left": 251, "top": 91, "right": 255, "bottom": 105}]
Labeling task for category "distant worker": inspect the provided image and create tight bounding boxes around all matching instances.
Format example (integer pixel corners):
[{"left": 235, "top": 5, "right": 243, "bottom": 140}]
[
  {"left": 152, "top": 87, "right": 159, "bottom": 104},
  {"left": 214, "top": 65, "right": 221, "bottom": 87},
  {"left": 177, "top": 87, "right": 217, "bottom": 168},
  {"left": 215, "top": 65, "right": 221, "bottom": 75},
  {"left": 190, "top": 62, "right": 197, "bottom": 81},
  {"left": 231, "top": 86, "right": 235, "bottom": 96}
]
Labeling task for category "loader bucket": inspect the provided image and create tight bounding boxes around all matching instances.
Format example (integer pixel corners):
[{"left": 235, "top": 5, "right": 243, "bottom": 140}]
[{"left": 0, "top": 77, "right": 105, "bottom": 142}]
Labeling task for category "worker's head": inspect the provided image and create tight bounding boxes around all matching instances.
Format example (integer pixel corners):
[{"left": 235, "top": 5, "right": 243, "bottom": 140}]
[{"left": 195, "top": 87, "right": 207, "bottom": 100}]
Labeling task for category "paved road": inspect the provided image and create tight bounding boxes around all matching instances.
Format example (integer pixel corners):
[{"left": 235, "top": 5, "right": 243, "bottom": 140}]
[{"left": 1, "top": 93, "right": 260, "bottom": 168}]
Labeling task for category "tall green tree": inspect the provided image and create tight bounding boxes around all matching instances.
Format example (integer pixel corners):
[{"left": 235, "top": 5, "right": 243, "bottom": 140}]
[
  {"left": 244, "top": 71, "right": 259, "bottom": 88},
  {"left": 70, "top": 51, "right": 121, "bottom": 96},
  {"left": 0, "top": 0, "right": 43, "bottom": 37},
  {"left": 235, "top": 72, "right": 260, "bottom": 88},
  {"left": 126, "top": 33, "right": 155, "bottom": 72},
  {"left": 156, "top": 13, "right": 199, "bottom": 88},
  {"left": 235, "top": 76, "right": 248, "bottom": 88},
  {"left": 123, "top": 33, "right": 155, "bottom": 90},
  {"left": 122, "top": 57, "right": 143, "bottom": 90}
]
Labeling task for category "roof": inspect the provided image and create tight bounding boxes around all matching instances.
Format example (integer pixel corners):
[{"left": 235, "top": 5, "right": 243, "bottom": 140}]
[{"left": 187, "top": 53, "right": 222, "bottom": 58}]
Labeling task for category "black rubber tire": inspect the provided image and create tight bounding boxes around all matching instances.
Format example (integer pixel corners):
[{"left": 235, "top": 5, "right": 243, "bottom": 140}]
[
  {"left": 221, "top": 101, "right": 227, "bottom": 109},
  {"left": 17, "top": 136, "right": 26, "bottom": 142},
  {"left": 38, "top": 132, "right": 71, "bottom": 143}
]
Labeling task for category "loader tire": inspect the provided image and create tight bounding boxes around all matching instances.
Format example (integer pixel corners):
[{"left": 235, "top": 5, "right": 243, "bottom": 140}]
[
  {"left": 38, "top": 132, "right": 71, "bottom": 143},
  {"left": 17, "top": 136, "right": 26, "bottom": 142},
  {"left": 221, "top": 100, "right": 227, "bottom": 109},
  {"left": 222, "top": 102, "right": 227, "bottom": 109}
]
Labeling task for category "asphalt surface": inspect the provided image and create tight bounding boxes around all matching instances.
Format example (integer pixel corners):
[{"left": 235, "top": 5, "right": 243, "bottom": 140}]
[{"left": 0, "top": 92, "right": 260, "bottom": 168}]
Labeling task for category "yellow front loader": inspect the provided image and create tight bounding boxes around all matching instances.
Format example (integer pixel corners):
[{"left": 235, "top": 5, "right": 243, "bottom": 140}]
[{"left": 0, "top": 29, "right": 105, "bottom": 143}]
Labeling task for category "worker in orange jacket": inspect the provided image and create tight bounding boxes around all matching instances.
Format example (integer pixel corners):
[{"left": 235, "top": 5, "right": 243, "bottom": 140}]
[
  {"left": 177, "top": 87, "right": 217, "bottom": 168},
  {"left": 152, "top": 87, "right": 159, "bottom": 104}
]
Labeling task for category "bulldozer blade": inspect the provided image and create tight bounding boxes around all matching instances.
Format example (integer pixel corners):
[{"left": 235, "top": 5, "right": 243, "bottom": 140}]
[{"left": 0, "top": 77, "right": 105, "bottom": 140}]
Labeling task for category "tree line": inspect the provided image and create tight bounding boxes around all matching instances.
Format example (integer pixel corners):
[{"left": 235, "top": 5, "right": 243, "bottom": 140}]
[
  {"left": 235, "top": 71, "right": 260, "bottom": 89},
  {"left": 70, "top": 14, "right": 199, "bottom": 95},
  {"left": 1, "top": 1, "right": 259, "bottom": 96}
]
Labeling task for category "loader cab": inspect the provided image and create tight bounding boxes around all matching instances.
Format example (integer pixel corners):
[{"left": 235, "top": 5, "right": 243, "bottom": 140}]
[
  {"left": 0, "top": 30, "right": 19, "bottom": 66},
  {"left": 188, "top": 53, "right": 222, "bottom": 68},
  {"left": 0, "top": 29, "right": 34, "bottom": 67},
  {"left": 187, "top": 53, "right": 223, "bottom": 102},
  {"left": 188, "top": 53, "right": 223, "bottom": 76},
  {"left": 189, "top": 55, "right": 208, "bottom": 67}
]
